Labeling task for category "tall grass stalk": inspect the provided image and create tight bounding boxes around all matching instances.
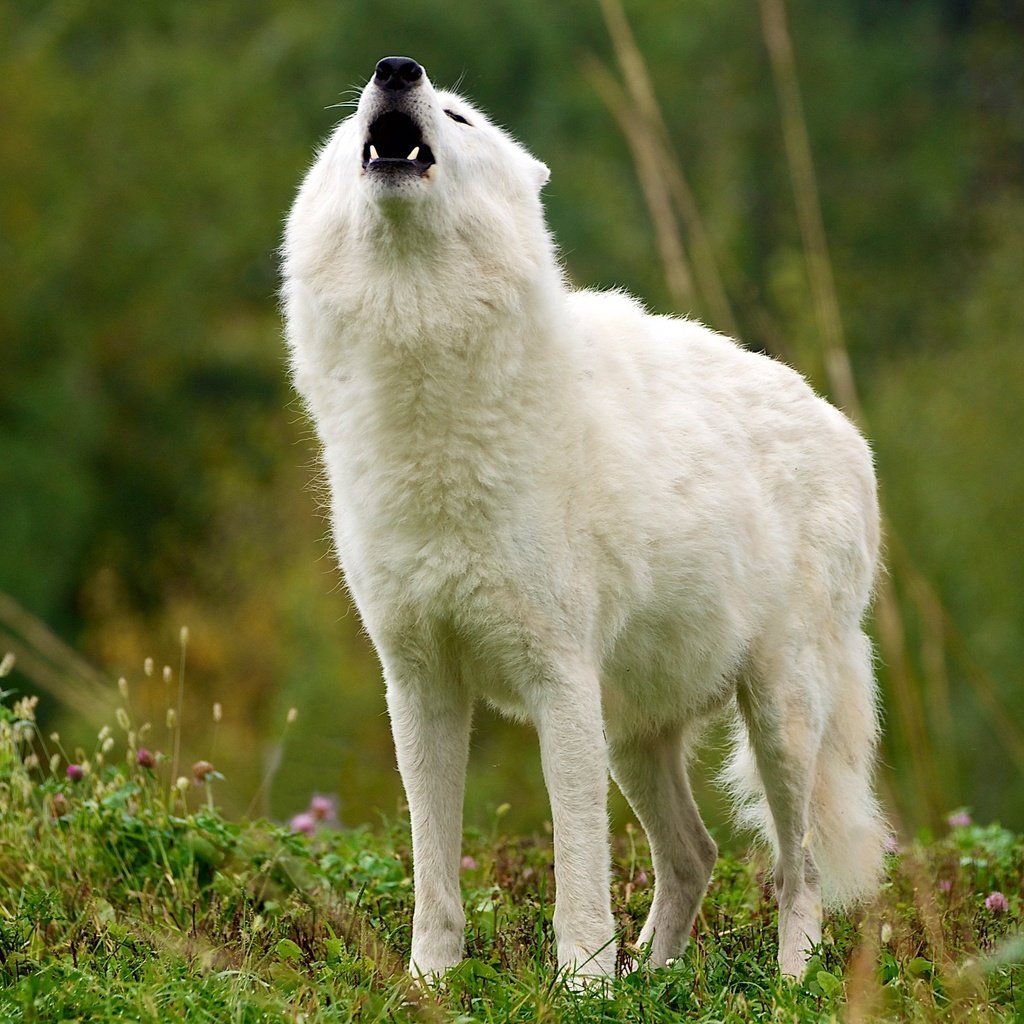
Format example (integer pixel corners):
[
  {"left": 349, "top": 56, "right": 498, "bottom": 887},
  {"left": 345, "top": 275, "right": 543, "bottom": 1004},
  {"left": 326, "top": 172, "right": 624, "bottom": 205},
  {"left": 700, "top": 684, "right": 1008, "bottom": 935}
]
[
  {"left": 0, "top": 590, "right": 112, "bottom": 722},
  {"left": 591, "top": 0, "right": 740, "bottom": 339},
  {"left": 170, "top": 625, "right": 189, "bottom": 790}
]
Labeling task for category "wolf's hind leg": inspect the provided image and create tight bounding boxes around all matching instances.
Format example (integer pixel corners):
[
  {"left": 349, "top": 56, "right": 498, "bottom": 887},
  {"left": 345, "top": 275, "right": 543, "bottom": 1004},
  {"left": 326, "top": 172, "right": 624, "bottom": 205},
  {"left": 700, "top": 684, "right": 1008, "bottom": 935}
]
[
  {"left": 609, "top": 726, "right": 717, "bottom": 966},
  {"left": 735, "top": 649, "right": 825, "bottom": 978}
]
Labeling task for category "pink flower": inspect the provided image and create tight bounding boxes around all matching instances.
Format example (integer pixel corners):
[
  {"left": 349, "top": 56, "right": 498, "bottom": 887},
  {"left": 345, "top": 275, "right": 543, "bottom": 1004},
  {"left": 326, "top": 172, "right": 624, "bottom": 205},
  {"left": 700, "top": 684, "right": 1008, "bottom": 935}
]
[
  {"left": 136, "top": 747, "right": 155, "bottom": 768},
  {"left": 634, "top": 869, "right": 649, "bottom": 887},
  {"left": 66, "top": 764, "right": 85, "bottom": 781},
  {"left": 460, "top": 855, "right": 478, "bottom": 870},
  {"left": 309, "top": 794, "right": 337, "bottom": 822},
  {"left": 290, "top": 812, "right": 316, "bottom": 835},
  {"left": 985, "top": 891, "right": 1009, "bottom": 913},
  {"left": 947, "top": 811, "right": 972, "bottom": 829},
  {"left": 938, "top": 878, "right": 953, "bottom": 892}
]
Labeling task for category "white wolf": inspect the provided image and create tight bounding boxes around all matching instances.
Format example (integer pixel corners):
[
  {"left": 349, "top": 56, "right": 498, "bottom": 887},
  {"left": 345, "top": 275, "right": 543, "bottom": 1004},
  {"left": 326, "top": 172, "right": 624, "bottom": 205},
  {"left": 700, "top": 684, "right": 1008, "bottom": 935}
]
[{"left": 282, "top": 56, "right": 886, "bottom": 984}]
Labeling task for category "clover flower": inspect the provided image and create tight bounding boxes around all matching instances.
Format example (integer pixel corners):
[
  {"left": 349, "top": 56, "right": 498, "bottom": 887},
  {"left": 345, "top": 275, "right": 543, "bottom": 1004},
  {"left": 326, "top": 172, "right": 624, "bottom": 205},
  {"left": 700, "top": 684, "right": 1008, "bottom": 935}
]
[
  {"left": 290, "top": 812, "right": 316, "bottom": 835},
  {"left": 192, "top": 760, "right": 217, "bottom": 784},
  {"left": 985, "top": 891, "right": 1009, "bottom": 913},
  {"left": 309, "top": 794, "right": 338, "bottom": 822}
]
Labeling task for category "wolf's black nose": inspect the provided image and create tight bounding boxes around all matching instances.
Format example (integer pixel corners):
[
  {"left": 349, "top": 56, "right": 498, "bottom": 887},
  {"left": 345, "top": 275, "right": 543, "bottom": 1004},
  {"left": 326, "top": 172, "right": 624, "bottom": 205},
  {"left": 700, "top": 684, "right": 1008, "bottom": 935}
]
[{"left": 374, "top": 57, "right": 424, "bottom": 92}]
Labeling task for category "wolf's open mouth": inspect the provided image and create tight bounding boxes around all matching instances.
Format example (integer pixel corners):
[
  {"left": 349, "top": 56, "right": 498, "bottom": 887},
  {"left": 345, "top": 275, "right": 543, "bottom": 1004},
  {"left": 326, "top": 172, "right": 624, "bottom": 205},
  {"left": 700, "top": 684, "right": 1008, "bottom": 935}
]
[{"left": 362, "top": 111, "right": 436, "bottom": 173}]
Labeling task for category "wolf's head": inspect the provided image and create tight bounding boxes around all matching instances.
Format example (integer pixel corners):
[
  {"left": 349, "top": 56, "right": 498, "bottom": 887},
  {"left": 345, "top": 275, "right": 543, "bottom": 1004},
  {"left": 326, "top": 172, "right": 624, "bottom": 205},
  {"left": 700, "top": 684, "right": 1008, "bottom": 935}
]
[
  {"left": 348, "top": 56, "right": 551, "bottom": 211},
  {"left": 284, "top": 58, "right": 559, "bottom": 326}
]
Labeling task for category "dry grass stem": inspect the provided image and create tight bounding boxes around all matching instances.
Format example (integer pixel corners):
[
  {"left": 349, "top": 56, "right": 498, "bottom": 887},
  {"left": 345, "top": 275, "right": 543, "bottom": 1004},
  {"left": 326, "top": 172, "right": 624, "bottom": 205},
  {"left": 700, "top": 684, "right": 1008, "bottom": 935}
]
[{"left": 594, "top": 0, "right": 740, "bottom": 337}]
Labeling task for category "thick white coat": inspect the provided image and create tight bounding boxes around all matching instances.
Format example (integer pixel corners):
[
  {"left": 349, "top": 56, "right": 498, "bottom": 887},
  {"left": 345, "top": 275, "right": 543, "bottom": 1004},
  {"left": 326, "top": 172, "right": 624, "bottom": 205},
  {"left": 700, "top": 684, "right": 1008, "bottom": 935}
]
[{"left": 282, "top": 62, "right": 886, "bottom": 983}]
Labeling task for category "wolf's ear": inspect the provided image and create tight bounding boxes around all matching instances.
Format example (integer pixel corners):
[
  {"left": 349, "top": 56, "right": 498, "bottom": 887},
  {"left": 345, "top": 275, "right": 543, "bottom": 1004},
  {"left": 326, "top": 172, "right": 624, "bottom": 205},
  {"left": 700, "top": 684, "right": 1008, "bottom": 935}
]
[{"left": 532, "top": 159, "right": 551, "bottom": 189}]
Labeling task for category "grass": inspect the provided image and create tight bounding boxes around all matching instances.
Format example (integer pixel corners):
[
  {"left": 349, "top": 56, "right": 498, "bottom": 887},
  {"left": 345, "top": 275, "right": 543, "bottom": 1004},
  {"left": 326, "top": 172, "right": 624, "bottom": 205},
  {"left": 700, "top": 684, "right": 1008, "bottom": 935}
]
[{"left": 0, "top": 672, "right": 1022, "bottom": 1023}]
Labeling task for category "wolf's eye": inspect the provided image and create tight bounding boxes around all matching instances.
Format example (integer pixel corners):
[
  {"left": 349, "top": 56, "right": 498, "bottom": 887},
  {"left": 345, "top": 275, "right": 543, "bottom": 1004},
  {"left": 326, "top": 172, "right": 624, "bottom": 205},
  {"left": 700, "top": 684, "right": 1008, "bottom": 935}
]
[{"left": 444, "top": 109, "right": 472, "bottom": 126}]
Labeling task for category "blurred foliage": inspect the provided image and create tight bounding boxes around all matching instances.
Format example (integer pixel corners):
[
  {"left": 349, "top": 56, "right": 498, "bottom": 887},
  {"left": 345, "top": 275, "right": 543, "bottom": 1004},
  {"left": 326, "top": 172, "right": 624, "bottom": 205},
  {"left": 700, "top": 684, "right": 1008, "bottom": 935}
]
[{"left": 1, "top": 0, "right": 1022, "bottom": 830}]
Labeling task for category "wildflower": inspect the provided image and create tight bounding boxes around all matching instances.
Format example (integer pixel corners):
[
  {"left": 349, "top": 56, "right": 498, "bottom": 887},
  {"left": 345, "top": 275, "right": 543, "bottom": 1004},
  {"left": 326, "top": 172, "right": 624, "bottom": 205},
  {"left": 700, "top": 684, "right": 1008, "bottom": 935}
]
[
  {"left": 118, "top": 677, "right": 129, "bottom": 699},
  {"left": 634, "top": 869, "right": 649, "bottom": 887},
  {"left": 162, "top": 665, "right": 172, "bottom": 684},
  {"left": 144, "top": 657, "right": 154, "bottom": 677},
  {"left": 180, "top": 626, "right": 190, "bottom": 645},
  {"left": 985, "top": 891, "right": 1009, "bottom": 913},
  {"left": 50, "top": 793, "right": 69, "bottom": 819},
  {"left": 66, "top": 763, "right": 85, "bottom": 781},
  {"left": 49, "top": 753, "right": 61, "bottom": 774},
  {"left": 175, "top": 776, "right": 190, "bottom": 793},
  {"left": 938, "top": 878, "right": 953, "bottom": 892},
  {"left": 101, "top": 737, "right": 114, "bottom": 754},
  {"left": 947, "top": 810, "right": 972, "bottom": 829},
  {"left": 192, "top": 760, "right": 217, "bottom": 784},
  {"left": 24, "top": 753, "right": 39, "bottom": 771},
  {"left": 460, "top": 855, "right": 478, "bottom": 871},
  {"left": 98, "top": 725, "right": 111, "bottom": 742},
  {"left": 212, "top": 702, "right": 222, "bottom": 723},
  {"left": 309, "top": 794, "right": 337, "bottom": 821},
  {"left": 290, "top": 812, "right": 316, "bottom": 835},
  {"left": 0, "top": 652, "right": 15, "bottom": 677},
  {"left": 116, "top": 708, "right": 130, "bottom": 730},
  {"left": 287, "top": 707, "right": 298, "bottom": 725},
  {"left": 136, "top": 747, "right": 155, "bottom": 769}
]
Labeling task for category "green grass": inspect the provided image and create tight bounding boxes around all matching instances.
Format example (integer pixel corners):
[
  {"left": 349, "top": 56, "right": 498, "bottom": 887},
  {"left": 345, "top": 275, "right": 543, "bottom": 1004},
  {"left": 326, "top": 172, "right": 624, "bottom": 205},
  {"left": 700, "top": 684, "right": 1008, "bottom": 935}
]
[{"left": 0, "top": 683, "right": 1021, "bottom": 1022}]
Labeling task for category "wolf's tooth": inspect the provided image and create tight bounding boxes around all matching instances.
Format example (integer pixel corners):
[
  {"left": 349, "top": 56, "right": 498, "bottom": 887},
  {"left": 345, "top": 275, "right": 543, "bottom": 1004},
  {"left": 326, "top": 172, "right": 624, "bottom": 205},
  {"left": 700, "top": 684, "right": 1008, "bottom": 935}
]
[
  {"left": 407, "top": 146, "right": 420, "bottom": 161},
  {"left": 369, "top": 145, "right": 379, "bottom": 160}
]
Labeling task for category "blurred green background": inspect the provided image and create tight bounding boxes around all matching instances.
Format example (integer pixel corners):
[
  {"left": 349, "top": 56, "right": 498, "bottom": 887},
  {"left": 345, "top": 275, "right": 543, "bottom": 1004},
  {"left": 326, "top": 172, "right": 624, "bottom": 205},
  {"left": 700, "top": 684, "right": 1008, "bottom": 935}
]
[{"left": 2, "top": 0, "right": 1022, "bottom": 837}]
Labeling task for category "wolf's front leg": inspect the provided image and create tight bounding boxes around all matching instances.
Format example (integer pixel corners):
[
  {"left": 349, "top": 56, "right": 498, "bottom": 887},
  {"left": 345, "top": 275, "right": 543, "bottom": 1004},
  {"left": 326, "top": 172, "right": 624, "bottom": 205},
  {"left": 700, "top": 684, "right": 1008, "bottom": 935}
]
[
  {"left": 533, "top": 670, "right": 616, "bottom": 983},
  {"left": 386, "top": 675, "right": 473, "bottom": 982}
]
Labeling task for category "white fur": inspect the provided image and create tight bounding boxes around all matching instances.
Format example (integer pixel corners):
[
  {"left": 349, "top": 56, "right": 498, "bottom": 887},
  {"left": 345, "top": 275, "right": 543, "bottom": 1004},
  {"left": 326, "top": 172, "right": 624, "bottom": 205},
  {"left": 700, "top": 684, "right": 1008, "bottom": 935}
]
[{"left": 282, "top": 62, "right": 886, "bottom": 984}]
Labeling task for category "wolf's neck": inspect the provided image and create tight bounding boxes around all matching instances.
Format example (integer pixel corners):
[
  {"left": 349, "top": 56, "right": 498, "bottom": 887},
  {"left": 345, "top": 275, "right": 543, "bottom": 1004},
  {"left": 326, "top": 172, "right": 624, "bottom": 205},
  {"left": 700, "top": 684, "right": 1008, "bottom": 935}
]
[
  {"left": 356, "top": 212, "right": 562, "bottom": 340},
  {"left": 309, "top": 254, "right": 573, "bottom": 541},
  {"left": 342, "top": 213, "right": 563, "bottom": 352}
]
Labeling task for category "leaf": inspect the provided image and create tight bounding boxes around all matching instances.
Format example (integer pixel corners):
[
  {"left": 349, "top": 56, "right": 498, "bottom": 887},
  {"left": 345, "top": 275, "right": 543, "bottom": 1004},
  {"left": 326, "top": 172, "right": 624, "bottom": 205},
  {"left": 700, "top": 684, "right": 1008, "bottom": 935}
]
[
  {"left": 276, "top": 938, "right": 303, "bottom": 962},
  {"left": 907, "top": 957, "right": 934, "bottom": 977},
  {"left": 880, "top": 949, "right": 900, "bottom": 984},
  {"left": 816, "top": 970, "right": 841, "bottom": 996},
  {"left": 457, "top": 957, "right": 499, "bottom": 980}
]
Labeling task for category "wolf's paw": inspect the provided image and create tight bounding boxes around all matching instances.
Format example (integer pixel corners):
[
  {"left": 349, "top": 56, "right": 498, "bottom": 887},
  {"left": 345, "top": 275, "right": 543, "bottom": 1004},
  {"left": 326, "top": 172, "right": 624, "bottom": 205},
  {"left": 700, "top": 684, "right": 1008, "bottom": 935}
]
[
  {"left": 557, "top": 943, "right": 617, "bottom": 991},
  {"left": 409, "top": 948, "right": 463, "bottom": 989}
]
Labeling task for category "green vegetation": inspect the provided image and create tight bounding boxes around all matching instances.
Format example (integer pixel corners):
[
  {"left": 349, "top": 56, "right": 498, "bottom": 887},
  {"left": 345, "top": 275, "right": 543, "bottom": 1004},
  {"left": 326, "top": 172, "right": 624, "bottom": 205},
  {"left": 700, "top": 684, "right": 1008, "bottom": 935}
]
[{"left": 2, "top": 678, "right": 1022, "bottom": 1022}]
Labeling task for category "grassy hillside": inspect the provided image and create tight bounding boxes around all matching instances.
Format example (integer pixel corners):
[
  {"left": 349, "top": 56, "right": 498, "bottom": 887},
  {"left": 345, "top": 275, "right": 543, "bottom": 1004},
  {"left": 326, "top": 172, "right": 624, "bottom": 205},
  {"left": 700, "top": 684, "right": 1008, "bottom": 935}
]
[{"left": 1, "top": 671, "right": 1021, "bottom": 1023}]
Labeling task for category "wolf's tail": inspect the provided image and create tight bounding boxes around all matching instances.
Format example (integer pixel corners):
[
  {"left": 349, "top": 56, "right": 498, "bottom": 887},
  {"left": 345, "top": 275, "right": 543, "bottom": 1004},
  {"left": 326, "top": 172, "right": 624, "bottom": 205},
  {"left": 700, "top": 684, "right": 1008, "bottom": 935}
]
[{"left": 722, "top": 629, "right": 887, "bottom": 908}]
